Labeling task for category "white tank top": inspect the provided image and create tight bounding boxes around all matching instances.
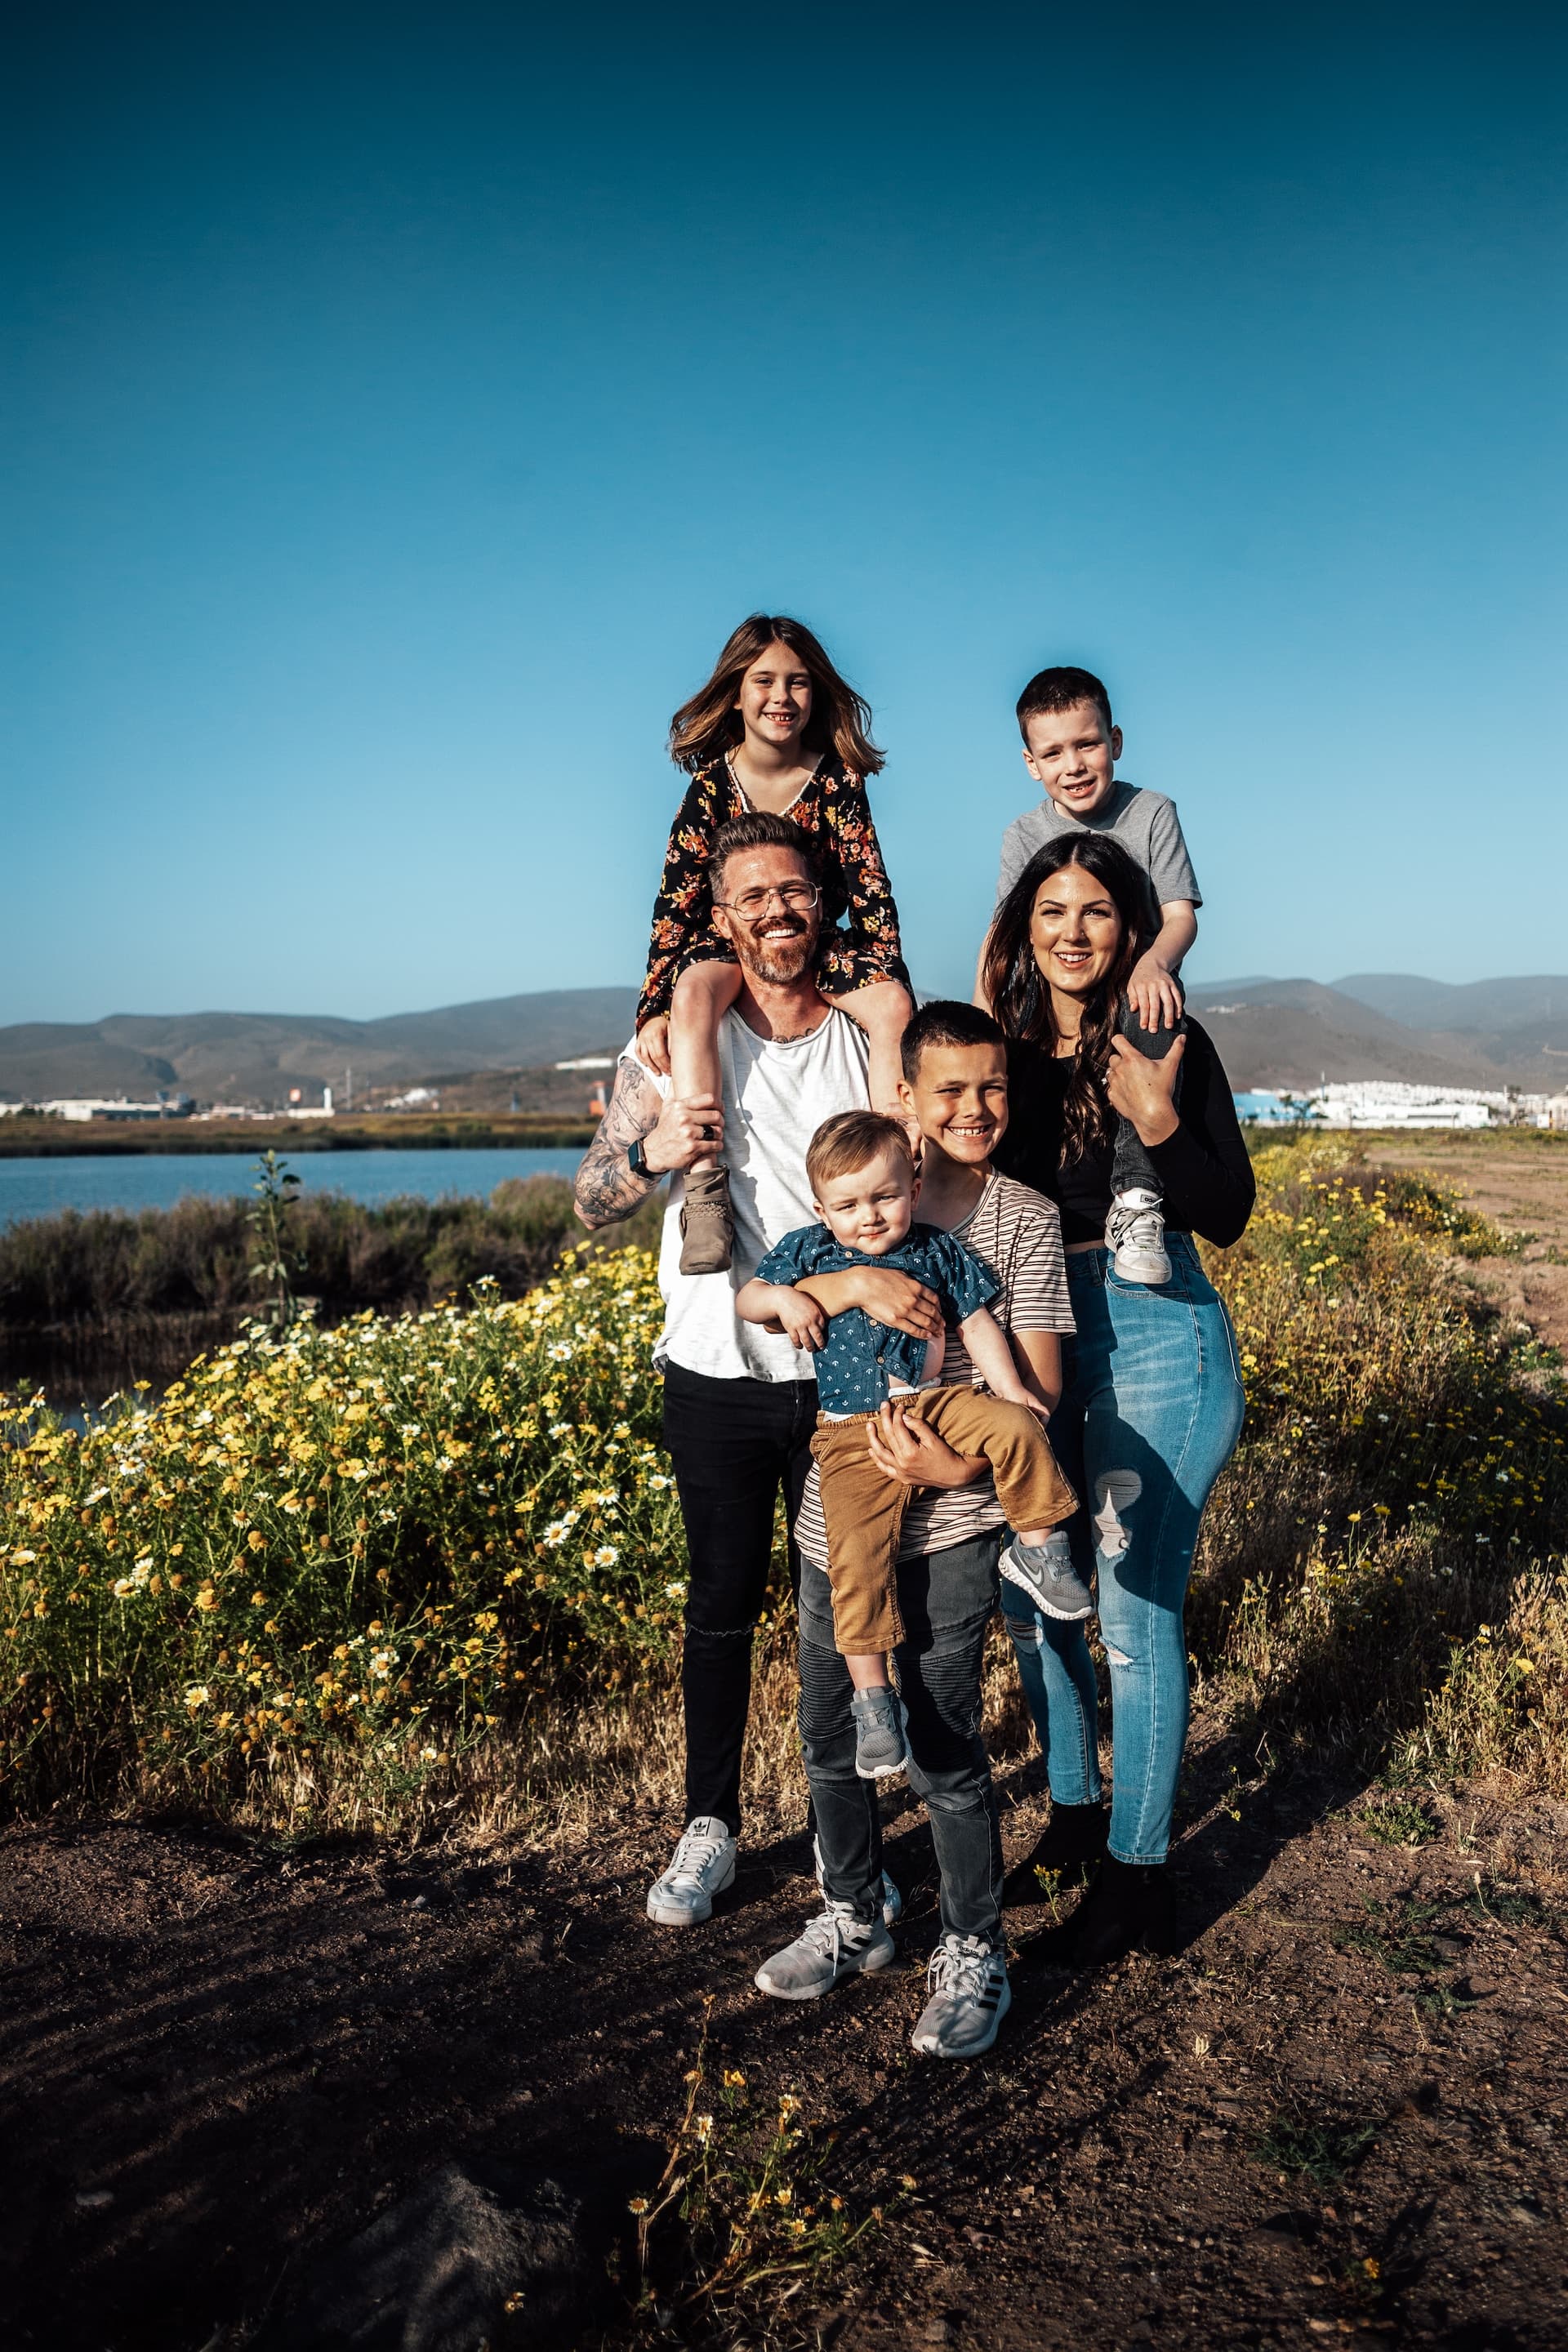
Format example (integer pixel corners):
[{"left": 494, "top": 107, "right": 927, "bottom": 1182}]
[{"left": 648, "top": 1005, "right": 871, "bottom": 1383}]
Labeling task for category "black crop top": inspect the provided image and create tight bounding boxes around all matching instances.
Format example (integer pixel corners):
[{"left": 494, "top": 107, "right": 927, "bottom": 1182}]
[{"left": 994, "top": 1017, "right": 1256, "bottom": 1249}]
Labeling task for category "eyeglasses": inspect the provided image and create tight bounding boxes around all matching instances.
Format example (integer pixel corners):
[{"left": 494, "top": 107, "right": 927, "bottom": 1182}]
[{"left": 712, "top": 882, "right": 822, "bottom": 920}]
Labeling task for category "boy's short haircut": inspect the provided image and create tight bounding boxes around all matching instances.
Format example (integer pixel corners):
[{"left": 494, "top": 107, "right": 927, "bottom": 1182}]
[
  {"left": 710, "top": 812, "right": 820, "bottom": 896},
  {"left": 1016, "top": 665, "right": 1114, "bottom": 737},
  {"left": 900, "top": 1000, "right": 1005, "bottom": 1085},
  {"left": 806, "top": 1110, "right": 915, "bottom": 1196}
]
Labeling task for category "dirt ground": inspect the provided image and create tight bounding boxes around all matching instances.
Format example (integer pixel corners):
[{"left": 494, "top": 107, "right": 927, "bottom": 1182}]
[
  {"left": 3, "top": 1731, "right": 1566, "bottom": 2352},
  {"left": 1361, "top": 1131, "right": 1568, "bottom": 1362},
  {"left": 4, "top": 1137, "right": 1567, "bottom": 2352}
]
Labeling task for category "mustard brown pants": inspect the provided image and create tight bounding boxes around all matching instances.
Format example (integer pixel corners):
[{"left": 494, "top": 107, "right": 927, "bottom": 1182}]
[{"left": 810, "top": 1386, "right": 1078, "bottom": 1655}]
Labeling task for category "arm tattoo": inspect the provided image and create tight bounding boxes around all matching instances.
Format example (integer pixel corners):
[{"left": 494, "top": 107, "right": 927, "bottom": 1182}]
[{"left": 573, "top": 1054, "right": 662, "bottom": 1230}]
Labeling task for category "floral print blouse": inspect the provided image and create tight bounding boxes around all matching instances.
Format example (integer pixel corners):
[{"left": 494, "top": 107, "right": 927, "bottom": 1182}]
[{"left": 635, "top": 752, "right": 906, "bottom": 1029}]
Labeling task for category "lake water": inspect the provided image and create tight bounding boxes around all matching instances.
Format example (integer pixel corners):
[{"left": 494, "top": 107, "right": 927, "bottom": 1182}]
[{"left": 0, "top": 1147, "right": 587, "bottom": 1229}]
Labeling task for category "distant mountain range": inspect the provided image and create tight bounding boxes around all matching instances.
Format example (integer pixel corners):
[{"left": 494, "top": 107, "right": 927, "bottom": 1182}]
[
  {"left": 1185, "top": 973, "right": 1568, "bottom": 1092},
  {"left": 0, "top": 991, "right": 639, "bottom": 1109},
  {"left": 2, "top": 975, "right": 1565, "bottom": 1107}
]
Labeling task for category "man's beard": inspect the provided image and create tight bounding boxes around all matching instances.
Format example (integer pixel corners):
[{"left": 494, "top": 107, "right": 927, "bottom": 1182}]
[{"left": 735, "top": 919, "right": 818, "bottom": 987}]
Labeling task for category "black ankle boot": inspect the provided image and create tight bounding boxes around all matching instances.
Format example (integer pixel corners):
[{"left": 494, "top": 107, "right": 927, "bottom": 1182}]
[
  {"left": 1001, "top": 1802, "right": 1110, "bottom": 1908},
  {"left": 1056, "top": 1854, "right": 1173, "bottom": 1967}
]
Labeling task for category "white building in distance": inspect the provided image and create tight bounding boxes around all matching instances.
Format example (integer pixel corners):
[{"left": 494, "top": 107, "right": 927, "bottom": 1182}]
[{"left": 1307, "top": 1081, "right": 1565, "bottom": 1130}]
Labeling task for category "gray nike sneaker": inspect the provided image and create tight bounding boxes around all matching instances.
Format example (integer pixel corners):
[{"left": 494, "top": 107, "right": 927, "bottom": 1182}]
[
  {"left": 852, "top": 1686, "right": 908, "bottom": 1780},
  {"left": 813, "top": 1833, "right": 903, "bottom": 1929},
  {"left": 755, "top": 1899, "right": 897, "bottom": 2002},
  {"left": 911, "top": 1933, "right": 1012, "bottom": 2059},
  {"left": 646, "top": 1815, "right": 737, "bottom": 1927},
  {"left": 1106, "top": 1188, "right": 1171, "bottom": 1285},
  {"left": 1000, "top": 1530, "right": 1094, "bottom": 1622}
]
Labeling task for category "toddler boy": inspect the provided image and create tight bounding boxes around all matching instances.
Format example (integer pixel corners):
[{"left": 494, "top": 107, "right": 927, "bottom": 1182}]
[
  {"left": 737, "top": 1108, "right": 1086, "bottom": 1780},
  {"left": 994, "top": 665, "right": 1200, "bottom": 1285}
]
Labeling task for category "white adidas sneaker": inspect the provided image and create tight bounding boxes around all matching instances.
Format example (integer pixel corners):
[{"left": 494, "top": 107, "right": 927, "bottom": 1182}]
[
  {"left": 645, "top": 1815, "right": 737, "bottom": 1927},
  {"left": 755, "top": 1899, "right": 897, "bottom": 2001},
  {"left": 911, "top": 1933, "right": 1012, "bottom": 2059}
]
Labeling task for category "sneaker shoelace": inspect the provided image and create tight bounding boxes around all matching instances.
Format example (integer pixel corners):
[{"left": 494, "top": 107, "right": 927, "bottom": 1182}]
[
  {"left": 665, "top": 1825, "right": 728, "bottom": 1886},
  {"left": 797, "top": 1900, "right": 869, "bottom": 1966},
  {"left": 926, "top": 1936, "right": 1000, "bottom": 2001},
  {"left": 1111, "top": 1198, "right": 1164, "bottom": 1249}
]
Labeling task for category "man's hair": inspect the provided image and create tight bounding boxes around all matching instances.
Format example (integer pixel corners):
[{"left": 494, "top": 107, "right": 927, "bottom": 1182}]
[
  {"left": 900, "top": 1000, "right": 1005, "bottom": 1085},
  {"left": 710, "top": 812, "right": 820, "bottom": 898},
  {"left": 806, "top": 1109, "right": 915, "bottom": 1197},
  {"left": 1015, "top": 664, "right": 1114, "bottom": 738}
]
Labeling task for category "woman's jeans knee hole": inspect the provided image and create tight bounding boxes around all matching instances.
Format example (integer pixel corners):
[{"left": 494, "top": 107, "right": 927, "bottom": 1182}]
[{"left": 1005, "top": 1235, "right": 1244, "bottom": 1862}]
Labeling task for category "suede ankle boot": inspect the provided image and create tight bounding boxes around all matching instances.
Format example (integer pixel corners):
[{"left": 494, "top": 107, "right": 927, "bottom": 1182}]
[
  {"left": 1000, "top": 1801, "right": 1109, "bottom": 1908},
  {"left": 679, "top": 1165, "right": 734, "bottom": 1276}
]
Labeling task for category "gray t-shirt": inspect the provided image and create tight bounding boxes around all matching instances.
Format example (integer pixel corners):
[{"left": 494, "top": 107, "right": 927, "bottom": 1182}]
[{"left": 994, "top": 780, "right": 1200, "bottom": 930}]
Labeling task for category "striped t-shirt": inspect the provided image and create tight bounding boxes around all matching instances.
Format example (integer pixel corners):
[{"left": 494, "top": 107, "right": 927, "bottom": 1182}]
[{"left": 792, "top": 1170, "right": 1075, "bottom": 1569}]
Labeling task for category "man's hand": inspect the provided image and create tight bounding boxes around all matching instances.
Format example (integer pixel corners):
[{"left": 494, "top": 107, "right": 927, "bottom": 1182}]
[
  {"left": 644, "top": 1089, "right": 725, "bottom": 1176},
  {"left": 635, "top": 1016, "right": 672, "bottom": 1077},
  {"left": 800, "top": 1265, "right": 943, "bottom": 1341},
  {"left": 574, "top": 1057, "right": 722, "bottom": 1230},
  {"left": 1106, "top": 1031, "right": 1184, "bottom": 1147},
  {"left": 864, "top": 1401, "right": 989, "bottom": 1490},
  {"left": 1126, "top": 950, "right": 1185, "bottom": 1033}
]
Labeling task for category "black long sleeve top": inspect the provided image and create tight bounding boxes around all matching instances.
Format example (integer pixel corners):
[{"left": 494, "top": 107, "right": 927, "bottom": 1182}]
[{"left": 994, "top": 1016, "right": 1256, "bottom": 1249}]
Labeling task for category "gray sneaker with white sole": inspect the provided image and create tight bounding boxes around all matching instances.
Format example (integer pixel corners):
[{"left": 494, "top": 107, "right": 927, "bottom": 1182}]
[
  {"left": 911, "top": 1933, "right": 1012, "bottom": 2058},
  {"left": 645, "top": 1815, "right": 737, "bottom": 1927},
  {"left": 852, "top": 1686, "right": 908, "bottom": 1779},
  {"left": 755, "top": 1899, "right": 897, "bottom": 2001},
  {"left": 1000, "top": 1530, "right": 1094, "bottom": 1622}
]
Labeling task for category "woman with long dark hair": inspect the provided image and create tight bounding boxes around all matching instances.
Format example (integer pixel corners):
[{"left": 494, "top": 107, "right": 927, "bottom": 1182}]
[
  {"left": 986, "top": 833, "right": 1254, "bottom": 1964},
  {"left": 635, "top": 615, "right": 912, "bottom": 1276}
]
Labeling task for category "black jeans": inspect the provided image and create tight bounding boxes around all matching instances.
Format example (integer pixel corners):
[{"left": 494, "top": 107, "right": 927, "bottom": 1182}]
[
  {"left": 662, "top": 1360, "right": 818, "bottom": 1836},
  {"left": 1111, "top": 985, "right": 1187, "bottom": 1199},
  {"left": 799, "top": 1534, "right": 1004, "bottom": 1949}
]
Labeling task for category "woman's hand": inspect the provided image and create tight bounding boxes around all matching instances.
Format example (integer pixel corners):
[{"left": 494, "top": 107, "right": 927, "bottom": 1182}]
[
  {"left": 635, "top": 1017, "right": 672, "bottom": 1078},
  {"left": 864, "top": 1401, "right": 990, "bottom": 1490},
  {"left": 800, "top": 1266, "right": 943, "bottom": 1341},
  {"left": 1105, "top": 1031, "right": 1184, "bottom": 1147}
]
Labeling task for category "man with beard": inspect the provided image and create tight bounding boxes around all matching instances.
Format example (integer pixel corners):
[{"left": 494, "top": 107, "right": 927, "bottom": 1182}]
[{"left": 576, "top": 813, "right": 898, "bottom": 1927}]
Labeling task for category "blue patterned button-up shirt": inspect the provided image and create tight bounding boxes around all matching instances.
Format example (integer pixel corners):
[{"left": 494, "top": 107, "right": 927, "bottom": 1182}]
[{"left": 751, "top": 1221, "right": 1000, "bottom": 1414}]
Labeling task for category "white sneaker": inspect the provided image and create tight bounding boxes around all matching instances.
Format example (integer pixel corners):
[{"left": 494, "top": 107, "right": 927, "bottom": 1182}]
[
  {"left": 755, "top": 1899, "right": 897, "bottom": 2001},
  {"left": 1106, "top": 1188, "right": 1171, "bottom": 1285},
  {"left": 911, "top": 1934, "right": 1012, "bottom": 2059},
  {"left": 813, "top": 1833, "right": 903, "bottom": 1928},
  {"left": 646, "top": 1815, "right": 737, "bottom": 1927}
]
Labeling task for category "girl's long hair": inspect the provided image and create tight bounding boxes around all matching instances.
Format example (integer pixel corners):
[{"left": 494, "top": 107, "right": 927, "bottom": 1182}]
[
  {"left": 982, "top": 834, "right": 1148, "bottom": 1162},
  {"left": 668, "top": 614, "right": 885, "bottom": 776}
]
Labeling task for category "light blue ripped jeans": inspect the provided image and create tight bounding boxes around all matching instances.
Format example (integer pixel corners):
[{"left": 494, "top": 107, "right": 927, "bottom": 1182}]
[{"left": 1002, "top": 1235, "right": 1245, "bottom": 1865}]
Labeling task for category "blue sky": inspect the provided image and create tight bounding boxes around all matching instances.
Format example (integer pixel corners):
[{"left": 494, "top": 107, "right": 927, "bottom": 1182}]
[{"left": 5, "top": 1, "right": 1564, "bottom": 1025}]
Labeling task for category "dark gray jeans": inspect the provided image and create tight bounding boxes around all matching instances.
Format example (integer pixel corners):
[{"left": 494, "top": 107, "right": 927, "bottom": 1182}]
[
  {"left": 798, "top": 1532, "right": 1004, "bottom": 1949},
  {"left": 1111, "top": 986, "right": 1187, "bottom": 1199}
]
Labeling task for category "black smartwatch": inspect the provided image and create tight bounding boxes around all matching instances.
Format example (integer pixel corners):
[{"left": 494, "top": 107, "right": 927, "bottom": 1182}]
[{"left": 627, "top": 1136, "right": 653, "bottom": 1180}]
